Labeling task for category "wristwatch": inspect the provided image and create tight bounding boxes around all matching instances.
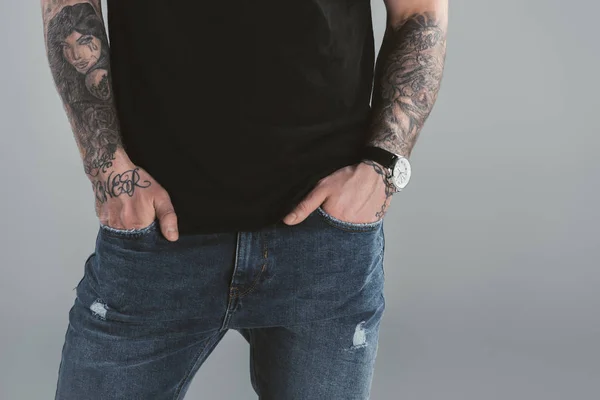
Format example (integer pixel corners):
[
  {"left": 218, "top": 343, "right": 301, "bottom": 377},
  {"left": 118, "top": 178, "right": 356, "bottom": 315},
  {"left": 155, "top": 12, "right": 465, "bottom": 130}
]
[{"left": 361, "top": 146, "right": 412, "bottom": 193}]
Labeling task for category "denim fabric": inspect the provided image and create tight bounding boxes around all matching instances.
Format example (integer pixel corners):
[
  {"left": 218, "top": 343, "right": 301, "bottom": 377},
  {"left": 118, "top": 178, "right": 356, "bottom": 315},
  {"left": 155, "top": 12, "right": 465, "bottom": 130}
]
[{"left": 55, "top": 207, "right": 386, "bottom": 400}]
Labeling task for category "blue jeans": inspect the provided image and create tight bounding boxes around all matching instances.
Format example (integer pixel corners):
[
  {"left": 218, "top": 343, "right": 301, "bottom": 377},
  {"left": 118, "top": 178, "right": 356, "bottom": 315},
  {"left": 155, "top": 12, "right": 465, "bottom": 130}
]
[{"left": 55, "top": 206, "right": 386, "bottom": 399}]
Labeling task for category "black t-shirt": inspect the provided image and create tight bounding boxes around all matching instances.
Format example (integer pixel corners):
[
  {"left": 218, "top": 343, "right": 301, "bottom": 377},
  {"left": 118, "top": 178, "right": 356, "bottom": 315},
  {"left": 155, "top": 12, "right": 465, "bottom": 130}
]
[{"left": 106, "top": 0, "right": 375, "bottom": 234}]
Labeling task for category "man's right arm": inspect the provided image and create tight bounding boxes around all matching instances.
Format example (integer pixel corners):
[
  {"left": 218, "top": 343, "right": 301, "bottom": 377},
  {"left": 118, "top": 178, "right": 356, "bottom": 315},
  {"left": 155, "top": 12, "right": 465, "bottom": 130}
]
[
  {"left": 40, "top": 0, "right": 179, "bottom": 240},
  {"left": 42, "top": 0, "right": 130, "bottom": 196}
]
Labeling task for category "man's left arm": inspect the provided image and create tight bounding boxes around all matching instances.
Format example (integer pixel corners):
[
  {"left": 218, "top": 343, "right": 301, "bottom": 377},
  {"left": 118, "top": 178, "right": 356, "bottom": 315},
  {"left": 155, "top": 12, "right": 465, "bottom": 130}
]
[
  {"left": 283, "top": 0, "right": 447, "bottom": 225},
  {"left": 364, "top": 0, "right": 448, "bottom": 205},
  {"left": 368, "top": 0, "right": 448, "bottom": 156}
]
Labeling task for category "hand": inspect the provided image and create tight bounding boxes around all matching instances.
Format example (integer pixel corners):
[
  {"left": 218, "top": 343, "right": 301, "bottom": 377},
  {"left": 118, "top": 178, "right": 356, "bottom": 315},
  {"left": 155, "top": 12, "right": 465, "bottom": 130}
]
[
  {"left": 91, "top": 155, "right": 179, "bottom": 241},
  {"left": 282, "top": 161, "right": 394, "bottom": 225}
]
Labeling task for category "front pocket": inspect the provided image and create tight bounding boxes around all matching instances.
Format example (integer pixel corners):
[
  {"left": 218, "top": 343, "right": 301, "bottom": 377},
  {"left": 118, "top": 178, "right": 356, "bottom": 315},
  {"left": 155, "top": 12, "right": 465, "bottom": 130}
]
[
  {"left": 316, "top": 206, "right": 383, "bottom": 233},
  {"left": 98, "top": 219, "right": 158, "bottom": 239}
]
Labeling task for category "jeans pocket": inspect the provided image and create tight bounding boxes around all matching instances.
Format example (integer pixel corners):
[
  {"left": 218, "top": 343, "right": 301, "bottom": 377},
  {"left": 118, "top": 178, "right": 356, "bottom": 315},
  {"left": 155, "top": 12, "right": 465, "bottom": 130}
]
[
  {"left": 315, "top": 206, "right": 383, "bottom": 233},
  {"left": 98, "top": 219, "right": 159, "bottom": 239}
]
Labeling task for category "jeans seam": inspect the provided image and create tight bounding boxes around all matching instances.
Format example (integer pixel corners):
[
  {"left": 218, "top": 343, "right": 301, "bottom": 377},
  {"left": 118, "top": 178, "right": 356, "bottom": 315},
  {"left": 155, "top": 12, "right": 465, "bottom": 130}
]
[
  {"left": 98, "top": 219, "right": 158, "bottom": 238},
  {"left": 232, "top": 262, "right": 267, "bottom": 298},
  {"left": 230, "top": 231, "right": 269, "bottom": 299},
  {"left": 316, "top": 206, "right": 383, "bottom": 233},
  {"left": 222, "top": 232, "right": 242, "bottom": 331}
]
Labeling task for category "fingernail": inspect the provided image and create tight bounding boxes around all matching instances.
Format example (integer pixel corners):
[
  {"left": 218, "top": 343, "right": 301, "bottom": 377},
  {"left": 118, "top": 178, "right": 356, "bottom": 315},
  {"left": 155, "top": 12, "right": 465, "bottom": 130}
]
[
  {"left": 167, "top": 228, "right": 178, "bottom": 240},
  {"left": 286, "top": 213, "right": 297, "bottom": 224}
]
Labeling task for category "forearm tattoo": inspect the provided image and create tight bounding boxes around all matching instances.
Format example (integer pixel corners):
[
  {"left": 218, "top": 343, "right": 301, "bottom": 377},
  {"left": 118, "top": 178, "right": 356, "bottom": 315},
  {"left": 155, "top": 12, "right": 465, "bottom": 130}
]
[
  {"left": 365, "top": 11, "right": 447, "bottom": 215},
  {"left": 42, "top": 1, "right": 150, "bottom": 203},
  {"left": 368, "top": 11, "right": 447, "bottom": 157}
]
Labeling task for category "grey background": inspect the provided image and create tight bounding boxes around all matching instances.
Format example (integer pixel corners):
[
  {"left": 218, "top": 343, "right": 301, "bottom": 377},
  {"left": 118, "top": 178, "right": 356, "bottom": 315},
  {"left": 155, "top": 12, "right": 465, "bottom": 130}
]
[{"left": 1, "top": 0, "right": 598, "bottom": 399}]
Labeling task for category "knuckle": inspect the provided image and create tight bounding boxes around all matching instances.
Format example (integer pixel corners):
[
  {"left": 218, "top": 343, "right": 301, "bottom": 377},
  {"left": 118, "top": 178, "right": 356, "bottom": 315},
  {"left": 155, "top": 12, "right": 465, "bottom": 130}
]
[
  {"left": 296, "top": 202, "right": 310, "bottom": 215},
  {"left": 316, "top": 176, "right": 329, "bottom": 186},
  {"left": 157, "top": 205, "right": 176, "bottom": 216},
  {"left": 155, "top": 194, "right": 174, "bottom": 209},
  {"left": 161, "top": 210, "right": 177, "bottom": 220}
]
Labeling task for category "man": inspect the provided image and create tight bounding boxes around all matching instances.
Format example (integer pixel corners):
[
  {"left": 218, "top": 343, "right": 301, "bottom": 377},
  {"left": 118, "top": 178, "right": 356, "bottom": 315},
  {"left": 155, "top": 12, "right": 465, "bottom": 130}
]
[{"left": 43, "top": 0, "right": 447, "bottom": 398}]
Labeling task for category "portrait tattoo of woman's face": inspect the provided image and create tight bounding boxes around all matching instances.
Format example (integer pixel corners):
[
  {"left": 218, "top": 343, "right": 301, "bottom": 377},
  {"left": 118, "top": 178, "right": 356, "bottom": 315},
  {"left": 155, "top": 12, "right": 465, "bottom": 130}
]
[
  {"left": 46, "top": 2, "right": 121, "bottom": 176},
  {"left": 61, "top": 31, "right": 102, "bottom": 74}
]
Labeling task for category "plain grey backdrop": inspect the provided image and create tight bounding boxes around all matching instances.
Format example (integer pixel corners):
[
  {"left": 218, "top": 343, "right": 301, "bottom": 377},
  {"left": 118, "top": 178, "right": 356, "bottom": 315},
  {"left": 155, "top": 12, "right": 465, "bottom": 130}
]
[{"left": 1, "top": 0, "right": 598, "bottom": 399}]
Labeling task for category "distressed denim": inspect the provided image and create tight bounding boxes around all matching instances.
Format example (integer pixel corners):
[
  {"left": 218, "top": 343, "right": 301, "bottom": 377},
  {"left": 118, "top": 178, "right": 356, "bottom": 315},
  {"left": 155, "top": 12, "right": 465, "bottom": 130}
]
[{"left": 55, "top": 206, "right": 386, "bottom": 400}]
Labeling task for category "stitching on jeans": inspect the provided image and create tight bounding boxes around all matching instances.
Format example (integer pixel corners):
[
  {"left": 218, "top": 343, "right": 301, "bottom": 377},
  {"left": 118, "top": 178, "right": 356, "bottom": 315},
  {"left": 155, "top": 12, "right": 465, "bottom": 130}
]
[
  {"left": 99, "top": 219, "right": 158, "bottom": 237},
  {"left": 316, "top": 206, "right": 383, "bottom": 233},
  {"left": 379, "top": 227, "right": 385, "bottom": 261},
  {"left": 233, "top": 262, "right": 267, "bottom": 298},
  {"left": 230, "top": 231, "right": 268, "bottom": 298},
  {"left": 173, "top": 338, "right": 210, "bottom": 400},
  {"left": 262, "top": 231, "right": 268, "bottom": 259}
]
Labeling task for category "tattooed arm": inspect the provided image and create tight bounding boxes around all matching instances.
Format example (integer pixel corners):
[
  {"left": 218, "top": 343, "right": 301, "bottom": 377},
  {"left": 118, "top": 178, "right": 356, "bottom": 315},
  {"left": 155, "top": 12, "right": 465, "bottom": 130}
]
[
  {"left": 275, "top": 1, "right": 448, "bottom": 227},
  {"left": 41, "top": 0, "right": 179, "bottom": 240},
  {"left": 42, "top": 0, "right": 125, "bottom": 188},
  {"left": 363, "top": 0, "right": 448, "bottom": 193}
]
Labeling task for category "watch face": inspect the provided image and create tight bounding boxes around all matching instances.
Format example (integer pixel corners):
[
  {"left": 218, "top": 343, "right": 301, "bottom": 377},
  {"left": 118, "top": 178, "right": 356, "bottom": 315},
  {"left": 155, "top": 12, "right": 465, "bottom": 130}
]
[{"left": 392, "top": 157, "right": 411, "bottom": 189}]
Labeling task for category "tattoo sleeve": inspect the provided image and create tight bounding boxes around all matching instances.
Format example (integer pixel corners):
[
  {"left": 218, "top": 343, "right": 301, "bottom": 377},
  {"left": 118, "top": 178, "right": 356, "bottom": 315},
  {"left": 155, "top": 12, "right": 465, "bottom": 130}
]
[
  {"left": 366, "top": 10, "right": 448, "bottom": 158},
  {"left": 41, "top": 0, "right": 150, "bottom": 204}
]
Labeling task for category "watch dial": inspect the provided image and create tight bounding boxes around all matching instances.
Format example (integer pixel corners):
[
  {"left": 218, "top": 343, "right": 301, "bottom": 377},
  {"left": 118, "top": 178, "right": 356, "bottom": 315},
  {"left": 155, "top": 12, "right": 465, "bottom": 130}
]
[{"left": 392, "top": 158, "right": 411, "bottom": 189}]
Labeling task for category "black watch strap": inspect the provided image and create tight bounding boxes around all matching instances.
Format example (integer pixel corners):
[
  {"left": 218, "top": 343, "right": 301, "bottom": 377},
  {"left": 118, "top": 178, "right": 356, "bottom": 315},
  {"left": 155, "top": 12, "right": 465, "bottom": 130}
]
[{"left": 361, "top": 146, "right": 398, "bottom": 170}]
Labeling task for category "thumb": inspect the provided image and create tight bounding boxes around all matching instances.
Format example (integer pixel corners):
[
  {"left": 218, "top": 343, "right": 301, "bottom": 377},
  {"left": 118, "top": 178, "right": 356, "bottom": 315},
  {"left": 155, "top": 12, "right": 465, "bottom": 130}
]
[
  {"left": 283, "top": 188, "right": 328, "bottom": 226},
  {"left": 154, "top": 194, "right": 179, "bottom": 241}
]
